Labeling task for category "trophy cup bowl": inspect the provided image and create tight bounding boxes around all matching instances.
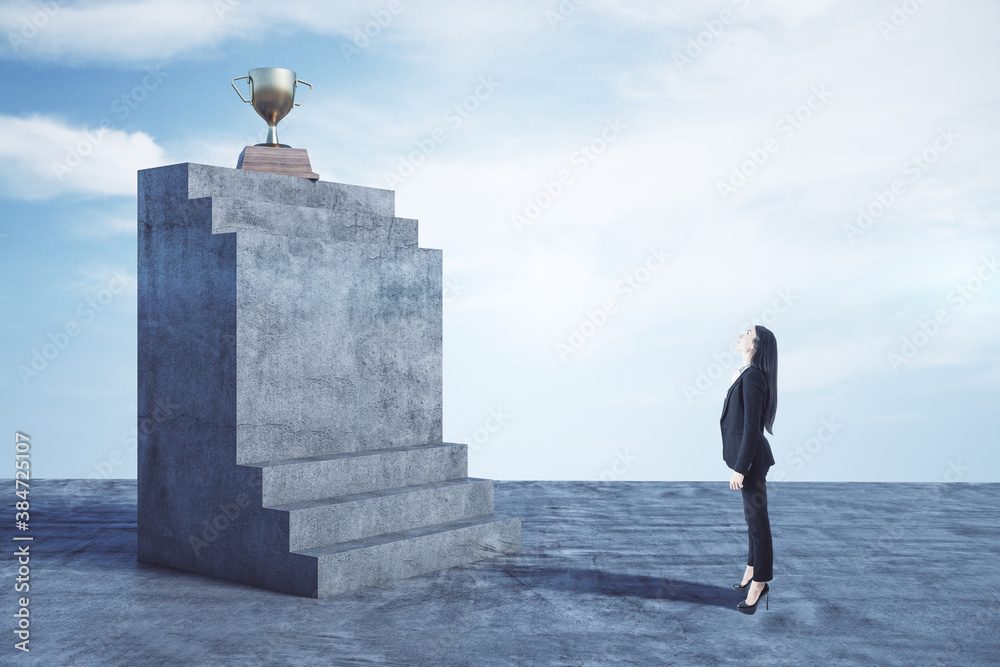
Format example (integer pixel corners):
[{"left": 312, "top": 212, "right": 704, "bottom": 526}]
[{"left": 232, "top": 67, "right": 312, "bottom": 147}]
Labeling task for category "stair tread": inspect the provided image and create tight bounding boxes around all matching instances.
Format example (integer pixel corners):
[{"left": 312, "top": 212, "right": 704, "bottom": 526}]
[
  {"left": 294, "top": 514, "right": 517, "bottom": 558},
  {"left": 266, "top": 477, "right": 492, "bottom": 511},
  {"left": 244, "top": 442, "right": 466, "bottom": 468}
]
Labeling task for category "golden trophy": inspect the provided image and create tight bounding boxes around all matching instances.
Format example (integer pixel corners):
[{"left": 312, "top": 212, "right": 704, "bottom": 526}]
[{"left": 232, "top": 67, "right": 319, "bottom": 180}]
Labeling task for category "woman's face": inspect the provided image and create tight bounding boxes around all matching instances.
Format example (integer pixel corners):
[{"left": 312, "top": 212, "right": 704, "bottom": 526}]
[{"left": 736, "top": 326, "right": 757, "bottom": 357}]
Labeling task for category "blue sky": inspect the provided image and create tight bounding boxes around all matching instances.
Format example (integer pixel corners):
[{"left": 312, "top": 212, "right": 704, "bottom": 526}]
[{"left": 1, "top": 0, "right": 997, "bottom": 482}]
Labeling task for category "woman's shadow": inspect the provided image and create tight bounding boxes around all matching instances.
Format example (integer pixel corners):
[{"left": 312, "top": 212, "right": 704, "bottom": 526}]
[{"left": 503, "top": 566, "right": 737, "bottom": 609}]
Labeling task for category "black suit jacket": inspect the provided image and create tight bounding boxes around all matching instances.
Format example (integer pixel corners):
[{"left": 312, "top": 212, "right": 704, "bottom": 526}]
[{"left": 720, "top": 364, "right": 775, "bottom": 475}]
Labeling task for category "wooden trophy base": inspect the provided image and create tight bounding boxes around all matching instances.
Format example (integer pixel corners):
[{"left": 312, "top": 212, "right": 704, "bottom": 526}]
[{"left": 237, "top": 145, "right": 320, "bottom": 181}]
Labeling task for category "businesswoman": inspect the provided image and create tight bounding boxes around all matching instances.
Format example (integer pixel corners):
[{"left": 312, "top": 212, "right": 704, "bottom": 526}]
[{"left": 720, "top": 324, "right": 777, "bottom": 614}]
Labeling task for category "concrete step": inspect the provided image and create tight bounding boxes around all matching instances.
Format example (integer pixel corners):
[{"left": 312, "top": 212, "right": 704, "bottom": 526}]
[
  {"left": 295, "top": 514, "right": 522, "bottom": 598},
  {"left": 268, "top": 477, "right": 495, "bottom": 551},
  {"left": 237, "top": 432, "right": 446, "bottom": 466},
  {"left": 247, "top": 443, "right": 468, "bottom": 505},
  {"left": 210, "top": 197, "right": 418, "bottom": 248}
]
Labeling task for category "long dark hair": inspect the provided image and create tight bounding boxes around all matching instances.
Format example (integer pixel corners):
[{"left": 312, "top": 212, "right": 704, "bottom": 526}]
[{"left": 749, "top": 324, "right": 778, "bottom": 435}]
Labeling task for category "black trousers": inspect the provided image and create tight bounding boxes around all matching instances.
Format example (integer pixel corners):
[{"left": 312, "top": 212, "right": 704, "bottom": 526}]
[{"left": 741, "top": 464, "right": 773, "bottom": 582}]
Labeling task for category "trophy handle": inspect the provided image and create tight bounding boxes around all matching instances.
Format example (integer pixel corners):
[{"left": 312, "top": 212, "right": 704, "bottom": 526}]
[
  {"left": 294, "top": 80, "right": 313, "bottom": 107},
  {"left": 231, "top": 76, "right": 251, "bottom": 103}
]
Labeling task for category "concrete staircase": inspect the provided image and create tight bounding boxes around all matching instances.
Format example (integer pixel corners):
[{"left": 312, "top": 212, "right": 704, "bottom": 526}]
[
  {"left": 137, "top": 162, "right": 520, "bottom": 598},
  {"left": 246, "top": 445, "right": 520, "bottom": 597}
]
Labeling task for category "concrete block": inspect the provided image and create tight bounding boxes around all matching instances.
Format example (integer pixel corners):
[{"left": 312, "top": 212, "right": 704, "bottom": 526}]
[{"left": 138, "top": 162, "right": 520, "bottom": 598}]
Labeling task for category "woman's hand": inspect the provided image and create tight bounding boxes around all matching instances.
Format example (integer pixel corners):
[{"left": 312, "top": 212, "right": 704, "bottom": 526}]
[{"left": 730, "top": 471, "right": 744, "bottom": 490}]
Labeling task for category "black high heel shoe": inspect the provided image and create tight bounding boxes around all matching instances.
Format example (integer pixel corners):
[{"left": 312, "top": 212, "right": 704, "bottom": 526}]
[
  {"left": 737, "top": 582, "right": 769, "bottom": 614},
  {"left": 732, "top": 577, "right": 751, "bottom": 591}
]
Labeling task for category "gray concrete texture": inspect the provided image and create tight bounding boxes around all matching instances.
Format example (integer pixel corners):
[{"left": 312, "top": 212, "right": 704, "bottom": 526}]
[
  {"left": 137, "top": 163, "right": 519, "bottom": 598},
  {"left": 3, "top": 479, "right": 998, "bottom": 665}
]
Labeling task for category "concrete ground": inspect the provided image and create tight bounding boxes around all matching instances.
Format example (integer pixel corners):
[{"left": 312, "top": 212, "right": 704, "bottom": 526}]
[{"left": 2, "top": 479, "right": 998, "bottom": 666}]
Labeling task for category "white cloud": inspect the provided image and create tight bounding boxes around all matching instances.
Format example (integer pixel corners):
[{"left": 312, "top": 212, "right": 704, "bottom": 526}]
[
  {"left": 69, "top": 217, "right": 137, "bottom": 236},
  {"left": 1, "top": 0, "right": 318, "bottom": 62},
  {"left": 590, "top": 0, "right": 836, "bottom": 27},
  {"left": 780, "top": 337, "right": 886, "bottom": 391},
  {"left": 0, "top": 114, "right": 167, "bottom": 199},
  {"left": 0, "top": 0, "right": 542, "bottom": 64},
  {"left": 61, "top": 264, "right": 138, "bottom": 299},
  {"left": 0, "top": 0, "right": 843, "bottom": 67}
]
